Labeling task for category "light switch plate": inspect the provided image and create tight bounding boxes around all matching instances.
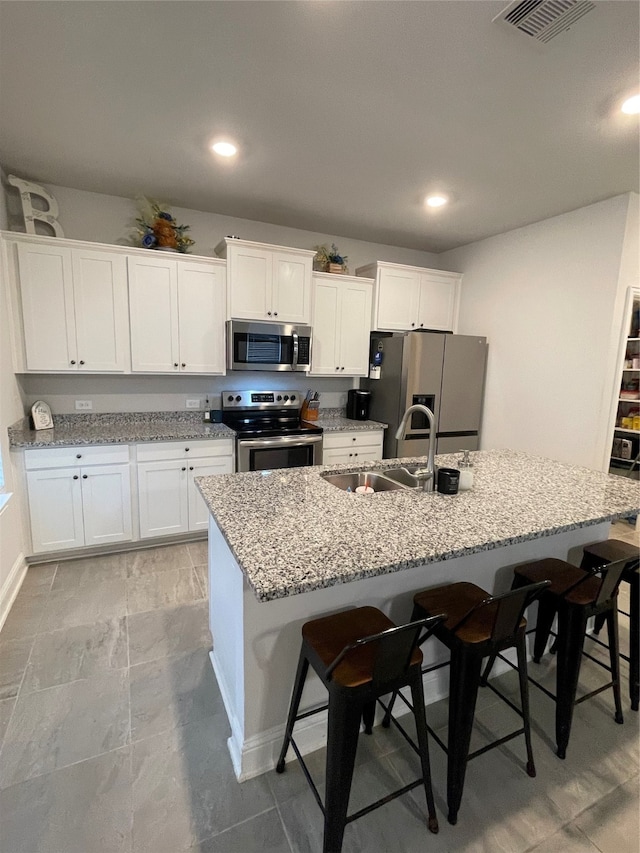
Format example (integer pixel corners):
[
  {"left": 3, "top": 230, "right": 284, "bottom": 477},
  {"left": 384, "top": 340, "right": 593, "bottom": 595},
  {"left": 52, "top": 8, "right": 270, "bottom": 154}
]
[
  {"left": 186, "top": 399, "right": 201, "bottom": 409},
  {"left": 75, "top": 400, "right": 93, "bottom": 410}
]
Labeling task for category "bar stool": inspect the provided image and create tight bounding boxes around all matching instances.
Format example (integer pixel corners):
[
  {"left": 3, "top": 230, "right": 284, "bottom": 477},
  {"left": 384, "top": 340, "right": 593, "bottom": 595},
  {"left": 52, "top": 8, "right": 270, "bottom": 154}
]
[
  {"left": 504, "top": 555, "right": 637, "bottom": 759},
  {"left": 384, "top": 580, "right": 549, "bottom": 826},
  {"left": 276, "top": 606, "right": 447, "bottom": 853},
  {"left": 582, "top": 539, "right": 639, "bottom": 712}
]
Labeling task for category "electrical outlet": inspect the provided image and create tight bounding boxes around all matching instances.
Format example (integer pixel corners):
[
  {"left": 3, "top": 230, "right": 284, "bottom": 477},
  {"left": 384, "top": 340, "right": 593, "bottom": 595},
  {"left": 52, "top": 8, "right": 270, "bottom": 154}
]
[
  {"left": 75, "top": 400, "right": 93, "bottom": 410},
  {"left": 186, "top": 398, "right": 201, "bottom": 409}
]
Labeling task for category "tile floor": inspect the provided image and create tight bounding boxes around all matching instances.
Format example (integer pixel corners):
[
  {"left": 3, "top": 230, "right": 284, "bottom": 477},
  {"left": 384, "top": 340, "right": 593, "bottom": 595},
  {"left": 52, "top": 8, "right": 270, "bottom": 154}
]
[{"left": 0, "top": 525, "right": 638, "bottom": 853}]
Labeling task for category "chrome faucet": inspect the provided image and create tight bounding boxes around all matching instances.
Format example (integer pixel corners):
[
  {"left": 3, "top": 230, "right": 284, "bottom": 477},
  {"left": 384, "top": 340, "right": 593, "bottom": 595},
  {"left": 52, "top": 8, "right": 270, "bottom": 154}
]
[{"left": 395, "top": 404, "right": 436, "bottom": 492}]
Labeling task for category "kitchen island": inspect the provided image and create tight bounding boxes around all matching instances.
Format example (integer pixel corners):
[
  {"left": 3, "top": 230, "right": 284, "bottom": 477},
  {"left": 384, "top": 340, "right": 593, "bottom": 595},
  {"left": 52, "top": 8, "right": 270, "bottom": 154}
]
[{"left": 196, "top": 449, "right": 640, "bottom": 781}]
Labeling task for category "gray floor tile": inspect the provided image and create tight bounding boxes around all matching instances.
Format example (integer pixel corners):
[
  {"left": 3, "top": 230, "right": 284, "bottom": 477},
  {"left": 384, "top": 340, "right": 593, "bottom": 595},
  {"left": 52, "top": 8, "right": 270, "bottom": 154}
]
[
  {"left": 126, "top": 567, "right": 203, "bottom": 615},
  {"left": 128, "top": 601, "right": 211, "bottom": 666},
  {"left": 126, "top": 543, "right": 193, "bottom": 577},
  {"left": 20, "top": 562, "right": 57, "bottom": 595},
  {"left": 194, "top": 563, "right": 208, "bottom": 598},
  {"left": 21, "top": 617, "right": 128, "bottom": 693},
  {"left": 131, "top": 715, "right": 275, "bottom": 853},
  {"left": 572, "top": 774, "right": 640, "bottom": 853},
  {"left": 40, "top": 578, "right": 127, "bottom": 632},
  {"left": 192, "top": 808, "right": 291, "bottom": 853},
  {"left": 0, "top": 669, "right": 130, "bottom": 788},
  {"left": 526, "top": 823, "right": 600, "bottom": 853},
  {"left": 130, "top": 647, "right": 225, "bottom": 742},
  {"left": 0, "top": 635, "right": 33, "bottom": 699},
  {"left": 0, "top": 697, "right": 16, "bottom": 748},
  {"left": 187, "top": 539, "right": 208, "bottom": 568},
  {"left": 51, "top": 551, "right": 128, "bottom": 589},
  {"left": 0, "top": 746, "right": 132, "bottom": 853},
  {"left": 0, "top": 591, "right": 48, "bottom": 641}
]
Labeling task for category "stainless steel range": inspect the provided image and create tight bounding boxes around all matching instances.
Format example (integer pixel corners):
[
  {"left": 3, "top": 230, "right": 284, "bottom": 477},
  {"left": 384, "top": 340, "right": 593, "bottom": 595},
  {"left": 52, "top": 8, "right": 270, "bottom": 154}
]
[{"left": 222, "top": 390, "right": 323, "bottom": 473}]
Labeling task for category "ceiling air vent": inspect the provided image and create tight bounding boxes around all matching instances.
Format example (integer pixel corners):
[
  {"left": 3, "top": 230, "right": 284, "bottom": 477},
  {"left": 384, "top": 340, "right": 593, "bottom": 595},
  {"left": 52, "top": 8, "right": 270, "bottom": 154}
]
[{"left": 494, "top": 0, "right": 596, "bottom": 44}]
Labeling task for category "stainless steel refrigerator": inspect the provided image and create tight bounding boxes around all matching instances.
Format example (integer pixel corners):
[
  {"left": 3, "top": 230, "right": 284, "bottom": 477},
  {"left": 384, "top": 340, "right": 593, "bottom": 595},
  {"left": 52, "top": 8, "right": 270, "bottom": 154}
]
[{"left": 364, "top": 331, "right": 488, "bottom": 459}]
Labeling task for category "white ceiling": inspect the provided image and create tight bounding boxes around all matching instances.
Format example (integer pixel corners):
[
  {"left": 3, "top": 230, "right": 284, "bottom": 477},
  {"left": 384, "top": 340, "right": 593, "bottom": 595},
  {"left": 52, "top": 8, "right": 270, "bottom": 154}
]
[{"left": 0, "top": 1, "right": 638, "bottom": 252}]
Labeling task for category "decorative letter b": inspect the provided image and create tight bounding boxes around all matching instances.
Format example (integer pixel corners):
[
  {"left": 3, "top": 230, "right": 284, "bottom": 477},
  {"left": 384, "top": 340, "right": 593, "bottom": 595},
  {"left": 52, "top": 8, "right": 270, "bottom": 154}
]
[{"left": 7, "top": 175, "right": 64, "bottom": 237}]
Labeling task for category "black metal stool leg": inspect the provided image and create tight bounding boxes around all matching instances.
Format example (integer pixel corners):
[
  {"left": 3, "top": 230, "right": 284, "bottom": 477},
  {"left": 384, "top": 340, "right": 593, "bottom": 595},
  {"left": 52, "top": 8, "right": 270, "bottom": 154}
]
[
  {"left": 323, "top": 694, "right": 362, "bottom": 853},
  {"left": 446, "top": 647, "right": 483, "bottom": 825},
  {"left": 533, "top": 597, "right": 556, "bottom": 663},
  {"left": 515, "top": 632, "right": 536, "bottom": 777},
  {"left": 276, "top": 650, "right": 309, "bottom": 773},
  {"left": 480, "top": 652, "right": 497, "bottom": 686},
  {"left": 409, "top": 671, "right": 439, "bottom": 834},
  {"left": 592, "top": 613, "right": 606, "bottom": 635},
  {"left": 362, "top": 700, "right": 375, "bottom": 735},
  {"left": 605, "top": 608, "right": 624, "bottom": 725},
  {"left": 555, "top": 604, "right": 587, "bottom": 759},
  {"left": 629, "top": 573, "right": 639, "bottom": 712}
]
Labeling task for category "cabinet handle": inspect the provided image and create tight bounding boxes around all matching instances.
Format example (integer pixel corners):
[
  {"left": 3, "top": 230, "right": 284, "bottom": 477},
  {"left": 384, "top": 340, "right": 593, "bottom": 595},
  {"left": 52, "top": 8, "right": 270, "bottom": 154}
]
[
  {"left": 267, "top": 311, "right": 272, "bottom": 316},
  {"left": 76, "top": 454, "right": 82, "bottom": 459},
  {"left": 181, "top": 363, "right": 186, "bottom": 368},
  {"left": 181, "top": 467, "right": 186, "bottom": 472},
  {"left": 341, "top": 366, "right": 345, "bottom": 370},
  {"left": 348, "top": 453, "right": 353, "bottom": 457},
  {"left": 174, "top": 363, "right": 179, "bottom": 368},
  {"left": 82, "top": 474, "right": 88, "bottom": 479},
  {"left": 273, "top": 312, "right": 278, "bottom": 317},
  {"left": 420, "top": 323, "right": 424, "bottom": 328},
  {"left": 411, "top": 322, "right": 415, "bottom": 327},
  {"left": 70, "top": 360, "right": 76, "bottom": 365},
  {"left": 335, "top": 366, "right": 339, "bottom": 370},
  {"left": 185, "top": 447, "right": 190, "bottom": 452},
  {"left": 189, "top": 466, "right": 194, "bottom": 471},
  {"left": 352, "top": 437, "right": 357, "bottom": 441},
  {"left": 72, "top": 475, "right": 79, "bottom": 480},
  {"left": 79, "top": 360, "right": 85, "bottom": 365}
]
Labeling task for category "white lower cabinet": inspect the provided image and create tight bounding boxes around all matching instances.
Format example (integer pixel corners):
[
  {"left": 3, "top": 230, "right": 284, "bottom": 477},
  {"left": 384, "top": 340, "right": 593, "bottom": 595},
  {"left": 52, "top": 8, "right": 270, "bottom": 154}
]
[
  {"left": 136, "top": 440, "right": 234, "bottom": 539},
  {"left": 25, "top": 446, "right": 132, "bottom": 554},
  {"left": 322, "top": 430, "right": 384, "bottom": 465}
]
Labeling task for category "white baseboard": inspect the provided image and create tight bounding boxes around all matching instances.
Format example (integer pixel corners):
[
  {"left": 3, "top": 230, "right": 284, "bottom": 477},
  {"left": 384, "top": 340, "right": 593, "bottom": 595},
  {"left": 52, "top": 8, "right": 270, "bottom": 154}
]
[
  {"left": 209, "top": 650, "right": 515, "bottom": 783},
  {"left": 0, "top": 551, "right": 27, "bottom": 632}
]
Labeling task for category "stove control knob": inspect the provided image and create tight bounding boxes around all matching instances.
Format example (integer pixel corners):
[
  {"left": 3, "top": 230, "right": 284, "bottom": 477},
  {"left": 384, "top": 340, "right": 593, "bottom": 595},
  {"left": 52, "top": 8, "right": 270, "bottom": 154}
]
[
  {"left": 235, "top": 395, "right": 241, "bottom": 402},
  {"left": 276, "top": 395, "right": 282, "bottom": 401},
  {"left": 227, "top": 395, "right": 234, "bottom": 402},
  {"left": 283, "top": 395, "right": 289, "bottom": 402},
  {"left": 290, "top": 395, "right": 296, "bottom": 402}
]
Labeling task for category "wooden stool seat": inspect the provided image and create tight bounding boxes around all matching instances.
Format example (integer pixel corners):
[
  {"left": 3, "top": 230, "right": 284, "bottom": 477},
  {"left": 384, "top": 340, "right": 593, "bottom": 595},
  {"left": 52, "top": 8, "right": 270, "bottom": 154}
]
[
  {"left": 277, "top": 606, "right": 446, "bottom": 852},
  {"left": 415, "top": 581, "right": 526, "bottom": 645},
  {"left": 302, "top": 606, "right": 421, "bottom": 687},
  {"left": 582, "top": 539, "right": 638, "bottom": 581},
  {"left": 514, "top": 558, "right": 600, "bottom": 605}
]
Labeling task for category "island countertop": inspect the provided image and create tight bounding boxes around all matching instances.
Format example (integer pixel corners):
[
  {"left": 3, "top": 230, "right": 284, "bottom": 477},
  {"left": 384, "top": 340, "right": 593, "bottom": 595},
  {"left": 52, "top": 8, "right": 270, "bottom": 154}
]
[{"left": 196, "top": 450, "right": 640, "bottom": 602}]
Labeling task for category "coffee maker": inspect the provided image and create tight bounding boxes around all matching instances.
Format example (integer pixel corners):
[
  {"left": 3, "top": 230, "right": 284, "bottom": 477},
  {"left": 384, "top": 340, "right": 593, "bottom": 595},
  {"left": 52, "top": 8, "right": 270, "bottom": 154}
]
[{"left": 346, "top": 389, "right": 372, "bottom": 421}]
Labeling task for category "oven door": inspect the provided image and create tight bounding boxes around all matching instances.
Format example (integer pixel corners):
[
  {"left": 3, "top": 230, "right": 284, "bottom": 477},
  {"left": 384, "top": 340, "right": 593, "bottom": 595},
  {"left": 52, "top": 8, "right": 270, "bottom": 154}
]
[{"left": 237, "top": 434, "right": 323, "bottom": 472}]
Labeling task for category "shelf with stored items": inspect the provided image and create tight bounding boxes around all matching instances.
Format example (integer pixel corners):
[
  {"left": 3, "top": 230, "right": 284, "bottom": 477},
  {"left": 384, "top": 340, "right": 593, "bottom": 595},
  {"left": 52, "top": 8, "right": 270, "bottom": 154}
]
[
  {"left": 355, "top": 260, "right": 461, "bottom": 333},
  {"left": 215, "top": 237, "right": 314, "bottom": 324},
  {"left": 609, "top": 291, "right": 640, "bottom": 479}
]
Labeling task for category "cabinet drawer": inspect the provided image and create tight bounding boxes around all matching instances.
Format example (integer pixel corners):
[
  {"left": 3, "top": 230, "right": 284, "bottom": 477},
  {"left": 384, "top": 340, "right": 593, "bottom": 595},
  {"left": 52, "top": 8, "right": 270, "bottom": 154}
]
[
  {"left": 322, "top": 431, "right": 384, "bottom": 451},
  {"left": 25, "top": 444, "right": 130, "bottom": 470},
  {"left": 136, "top": 439, "right": 234, "bottom": 462}
]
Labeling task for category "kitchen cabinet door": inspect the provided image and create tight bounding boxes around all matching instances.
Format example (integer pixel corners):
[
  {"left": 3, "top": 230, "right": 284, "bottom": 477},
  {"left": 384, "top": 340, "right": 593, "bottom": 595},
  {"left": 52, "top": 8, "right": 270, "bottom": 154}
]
[
  {"left": 27, "top": 468, "right": 84, "bottom": 553},
  {"left": 137, "top": 460, "right": 189, "bottom": 538},
  {"left": 375, "top": 267, "right": 420, "bottom": 331},
  {"left": 72, "top": 249, "right": 129, "bottom": 371},
  {"left": 227, "top": 244, "right": 272, "bottom": 321},
  {"left": 310, "top": 277, "right": 341, "bottom": 375},
  {"left": 18, "top": 243, "right": 77, "bottom": 371},
  {"left": 177, "top": 261, "right": 226, "bottom": 374},
  {"left": 272, "top": 251, "right": 311, "bottom": 324},
  {"left": 418, "top": 271, "right": 459, "bottom": 332},
  {"left": 129, "top": 255, "right": 180, "bottom": 372},
  {"left": 338, "top": 280, "right": 372, "bottom": 376},
  {"left": 81, "top": 463, "right": 133, "bottom": 546},
  {"left": 187, "top": 457, "right": 234, "bottom": 531}
]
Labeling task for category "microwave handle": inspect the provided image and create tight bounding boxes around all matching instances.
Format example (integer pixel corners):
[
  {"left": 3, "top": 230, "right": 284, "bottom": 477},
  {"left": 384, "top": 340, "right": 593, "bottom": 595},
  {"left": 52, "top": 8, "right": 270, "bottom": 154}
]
[{"left": 292, "top": 331, "right": 299, "bottom": 371}]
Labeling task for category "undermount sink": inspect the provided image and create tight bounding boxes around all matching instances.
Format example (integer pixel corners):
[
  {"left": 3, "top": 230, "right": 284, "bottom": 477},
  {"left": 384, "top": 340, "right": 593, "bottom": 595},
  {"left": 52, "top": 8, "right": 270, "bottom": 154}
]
[
  {"left": 379, "top": 465, "right": 429, "bottom": 488},
  {"left": 321, "top": 471, "right": 409, "bottom": 493}
]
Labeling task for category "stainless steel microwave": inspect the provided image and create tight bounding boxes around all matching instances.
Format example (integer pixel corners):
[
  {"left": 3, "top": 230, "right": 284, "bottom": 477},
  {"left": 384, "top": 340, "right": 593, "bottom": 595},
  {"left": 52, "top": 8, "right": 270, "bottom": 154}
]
[{"left": 227, "top": 320, "right": 312, "bottom": 372}]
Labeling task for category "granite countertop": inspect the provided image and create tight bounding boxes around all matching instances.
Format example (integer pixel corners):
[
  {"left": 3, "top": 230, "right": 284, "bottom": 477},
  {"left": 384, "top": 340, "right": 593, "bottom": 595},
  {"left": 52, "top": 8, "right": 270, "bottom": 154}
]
[
  {"left": 8, "top": 408, "right": 386, "bottom": 449},
  {"left": 8, "top": 413, "right": 235, "bottom": 448},
  {"left": 196, "top": 449, "right": 640, "bottom": 603}
]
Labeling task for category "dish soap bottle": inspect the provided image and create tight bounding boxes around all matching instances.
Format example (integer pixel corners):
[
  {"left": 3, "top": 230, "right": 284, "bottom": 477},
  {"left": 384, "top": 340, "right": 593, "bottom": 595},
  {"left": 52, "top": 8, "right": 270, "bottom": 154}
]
[{"left": 458, "top": 450, "right": 474, "bottom": 491}]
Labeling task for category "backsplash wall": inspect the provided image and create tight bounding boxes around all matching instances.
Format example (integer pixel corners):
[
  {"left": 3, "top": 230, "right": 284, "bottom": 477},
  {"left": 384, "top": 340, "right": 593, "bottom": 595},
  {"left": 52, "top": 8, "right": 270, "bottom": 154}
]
[{"left": 17, "top": 373, "right": 357, "bottom": 416}]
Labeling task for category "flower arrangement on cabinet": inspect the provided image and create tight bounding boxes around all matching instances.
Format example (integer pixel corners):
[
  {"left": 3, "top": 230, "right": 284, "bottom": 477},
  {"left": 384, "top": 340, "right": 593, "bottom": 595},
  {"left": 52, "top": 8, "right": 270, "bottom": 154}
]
[
  {"left": 313, "top": 243, "right": 348, "bottom": 274},
  {"left": 133, "top": 197, "right": 195, "bottom": 253}
]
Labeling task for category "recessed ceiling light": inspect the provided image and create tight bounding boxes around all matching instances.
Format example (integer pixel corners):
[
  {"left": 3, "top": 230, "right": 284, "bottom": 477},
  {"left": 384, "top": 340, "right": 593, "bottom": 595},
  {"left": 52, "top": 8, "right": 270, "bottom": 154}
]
[
  {"left": 211, "top": 141, "right": 238, "bottom": 157},
  {"left": 621, "top": 94, "right": 640, "bottom": 115},
  {"left": 425, "top": 195, "right": 448, "bottom": 208}
]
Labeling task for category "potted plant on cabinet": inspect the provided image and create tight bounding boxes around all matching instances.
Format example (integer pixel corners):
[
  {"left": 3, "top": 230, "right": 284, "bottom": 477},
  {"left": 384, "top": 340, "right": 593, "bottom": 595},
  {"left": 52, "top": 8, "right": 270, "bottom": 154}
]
[{"left": 313, "top": 243, "right": 348, "bottom": 274}]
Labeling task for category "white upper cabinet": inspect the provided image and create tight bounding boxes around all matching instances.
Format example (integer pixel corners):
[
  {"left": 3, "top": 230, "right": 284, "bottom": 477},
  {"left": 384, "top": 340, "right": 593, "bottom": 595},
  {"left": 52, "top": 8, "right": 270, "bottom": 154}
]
[
  {"left": 310, "top": 273, "right": 373, "bottom": 377},
  {"left": 128, "top": 254, "right": 226, "bottom": 374},
  {"left": 216, "top": 238, "right": 314, "bottom": 324},
  {"left": 16, "top": 241, "right": 129, "bottom": 371},
  {"left": 356, "top": 261, "right": 461, "bottom": 333}
]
